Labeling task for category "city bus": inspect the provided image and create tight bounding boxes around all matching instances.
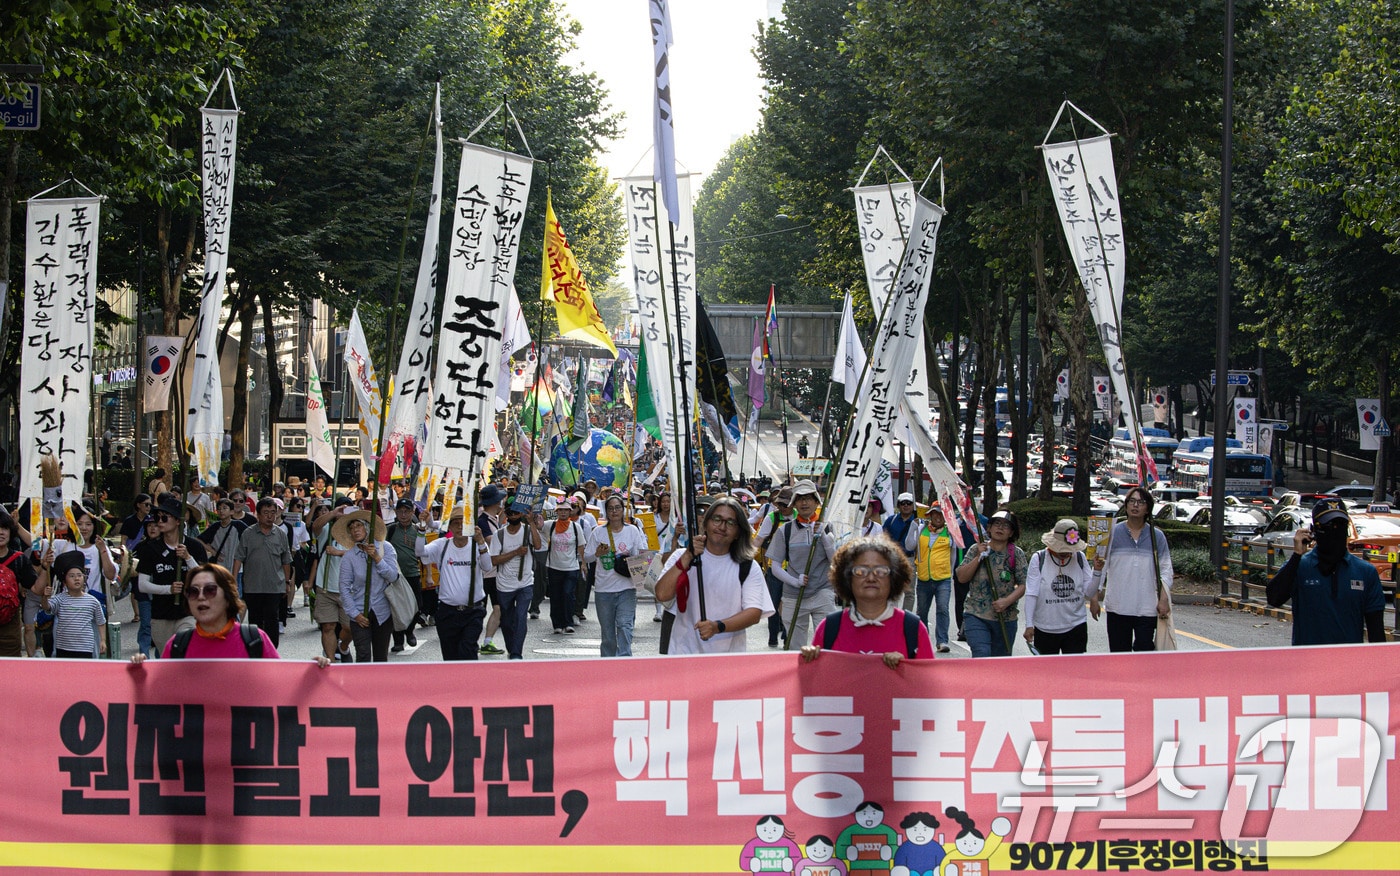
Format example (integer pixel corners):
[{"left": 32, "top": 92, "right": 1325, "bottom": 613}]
[
  {"left": 1170, "top": 437, "right": 1274, "bottom": 497},
  {"left": 1100, "top": 427, "right": 1180, "bottom": 485}
]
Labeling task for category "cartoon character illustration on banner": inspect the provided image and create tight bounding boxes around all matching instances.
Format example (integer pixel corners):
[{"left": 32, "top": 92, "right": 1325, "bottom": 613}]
[
  {"left": 837, "top": 801, "right": 900, "bottom": 871},
  {"left": 940, "top": 808, "right": 1011, "bottom": 876},
  {"left": 740, "top": 814, "right": 802, "bottom": 873},
  {"left": 892, "top": 811, "right": 945, "bottom": 876},
  {"left": 798, "top": 835, "right": 847, "bottom": 876}
]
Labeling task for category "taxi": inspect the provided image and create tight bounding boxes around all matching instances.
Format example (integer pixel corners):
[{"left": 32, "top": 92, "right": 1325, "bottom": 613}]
[{"left": 1345, "top": 503, "right": 1400, "bottom": 583}]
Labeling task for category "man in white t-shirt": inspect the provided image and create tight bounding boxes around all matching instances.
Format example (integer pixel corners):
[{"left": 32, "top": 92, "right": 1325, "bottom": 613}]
[
  {"left": 490, "top": 499, "right": 544, "bottom": 660},
  {"left": 417, "top": 508, "right": 493, "bottom": 660}
]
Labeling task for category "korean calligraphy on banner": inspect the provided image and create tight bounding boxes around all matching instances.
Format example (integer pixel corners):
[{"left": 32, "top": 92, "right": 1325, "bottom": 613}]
[
  {"left": 343, "top": 309, "right": 384, "bottom": 473},
  {"left": 827, "top": 193, "right": 944, "bottom": 538},
  {"left": 425, "top": 143, "right": 534, "bottom": 509},
  {"left": 20, "top": 196, "right": 100, "bottom": 503},
  {"left": 624, "top": 173, "right": 696, "bottom": 523},
  {"left": 1, "top": 646, "right": 1394, "bottom": 874},
  {"left": 187, "top": 97, "right": 239, "bottom": 487},
  {"left": 852, "top": 180, "right": 937, "bottom": 434},
  {"left": 1043, "top": 132, "right": 1142, "bottom": 447},
  {"left": 305, "top": 343, "right": 336, "bottom": 477}
]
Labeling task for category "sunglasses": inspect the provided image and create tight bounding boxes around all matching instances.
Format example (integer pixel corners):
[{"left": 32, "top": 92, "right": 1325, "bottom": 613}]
[
  {"left": 184, "top": 583, "right": 221, "bottom": 601},
  {"left": 153, "top": 512, "right": 174, "bottom": 522}
]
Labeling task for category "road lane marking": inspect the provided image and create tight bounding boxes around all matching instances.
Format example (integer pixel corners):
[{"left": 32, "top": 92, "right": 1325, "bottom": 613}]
[{"left": 1175, "top": 628, "right": 1232, "bottom": 649}]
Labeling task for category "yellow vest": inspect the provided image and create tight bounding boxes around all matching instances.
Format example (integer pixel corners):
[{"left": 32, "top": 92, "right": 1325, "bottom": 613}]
[{"left": 915, "top": 526, "right": 953, "bottom": 581}]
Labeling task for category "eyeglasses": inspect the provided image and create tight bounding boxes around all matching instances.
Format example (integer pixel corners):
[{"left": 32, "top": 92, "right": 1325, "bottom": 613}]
[
  {"left": 184, "top": 583, "right": 221, "bottom": 601},
  {"left": 153, "top": 512, "right": 173, "bottom": 523},
  {"left": 1126, "top": 498, "right": 1148, "bottom": 506},
  {"left": 709, "top": 516, "right": 740, "bottom": 530},
  {"left": 851, "top": 565, "right": 892, "bottom": 579}
]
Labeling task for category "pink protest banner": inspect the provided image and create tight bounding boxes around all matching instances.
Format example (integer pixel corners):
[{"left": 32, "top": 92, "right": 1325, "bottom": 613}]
[{"left": 0, "top": 645, "right": 1394, "bottom": 874}]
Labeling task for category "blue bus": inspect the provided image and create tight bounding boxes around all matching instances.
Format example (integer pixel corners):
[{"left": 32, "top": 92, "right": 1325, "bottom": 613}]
[
  {"left": 1170, "top": 437, "right": 1274, "bottom": 497},
  {"left": 1101, "top": 427, "right": 1180, "bottom": 485}
]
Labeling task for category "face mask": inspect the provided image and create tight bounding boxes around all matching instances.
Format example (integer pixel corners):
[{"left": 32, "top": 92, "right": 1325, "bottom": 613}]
[{"left": 1314, "top": 522, "right": 1349, "bottom": 572}]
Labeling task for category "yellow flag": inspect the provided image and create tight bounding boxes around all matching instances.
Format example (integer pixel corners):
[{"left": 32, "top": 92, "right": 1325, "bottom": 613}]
[{"left": 541, "top": 189, "right": 619, "bottom": 356}]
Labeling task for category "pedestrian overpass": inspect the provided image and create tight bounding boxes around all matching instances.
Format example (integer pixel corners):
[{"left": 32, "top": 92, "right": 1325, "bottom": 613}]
[{"left": 703, "top": 305, "right": 839, "bottom": 369}]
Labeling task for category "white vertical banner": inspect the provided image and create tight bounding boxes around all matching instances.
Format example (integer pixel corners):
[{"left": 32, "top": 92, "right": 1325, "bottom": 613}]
[
  {"left": 305, "top": 343, "right": 335, "bottom": 477},
  {"left": 425, "top": 142, "right": 534, "bottom": 513},
  {"left": 1257, "top": 424, "right": 1274, "bottom": 460},
  {"left": 832, "top": 291, "right": 866, "bottom": 405},
  {"left": 1094, "top": 375, "right": 1111, "bottom": 412},
  {"left": 1357, "top": 398, "right": 1382, "bottom": 451},
  {"left": 648, "top": 0, "right": 680, "bottom": 228},
  {"left": 624, "top": 172, "right": 696, "bottom": 520},
  {"left": 827, "top": 192, "right": 945, "bottom": 537},
  {"left": 20, "top": 196, "right": 100, "bottom": 502},
  {"left": 1044, "top": 126, "right": 1151, "bottom": 480},
  {"left": 187, "top": 93, "right": 239, "bottom": 487},
  {"left": 1234, "top": 397, "right": 1257, "bottom": 448},
  {"left": 852, "top": 180, "right": 936, "bottom": 432},
  {"left": 384, "top": 85, "right": 444, "bottom": 475},
  {"left": 142, "top": 335, "right": 183, "bottom": 413},
  {"left": 496, "top": 286, "right": 532, "bottom": 412},
  {"left": 1055, "top": 368, "right": 1070, "bottom": 400},
  {"left": 343, "top": 309, "right": 383, "bottom": 472}
]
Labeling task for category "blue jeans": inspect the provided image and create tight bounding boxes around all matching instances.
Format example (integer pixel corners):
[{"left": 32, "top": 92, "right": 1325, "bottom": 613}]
[
  {"left": 595, "top": 589, "right": 637, "bottom": 657},
  {"left": 964, "top": 614, "right": 1018, "bottom": 657},
  {"left": 917, "top": 578, "right": 952, "bottom": 646},
  {"left": 136, "top": 596, "right": 153, "bottom": 657},
  {"left": 497, "top": 586, "right": 532, "bottom": 659}
]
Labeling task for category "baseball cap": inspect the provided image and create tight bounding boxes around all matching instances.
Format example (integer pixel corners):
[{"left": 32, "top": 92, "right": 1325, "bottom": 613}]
[
  {"left": 1312, "top": 497, "right": 1349, "bottom": 527},
  {"left": 395, "top": 498, "right": 416, "bottom": 511},
  {"left": 897, "top": 492, "right": 916, "bottom": 504}
]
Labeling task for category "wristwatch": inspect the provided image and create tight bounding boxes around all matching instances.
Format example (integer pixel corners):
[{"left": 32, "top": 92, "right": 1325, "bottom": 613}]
[{"left": 716, "top": 620, "right": 727, "bottom": 633}]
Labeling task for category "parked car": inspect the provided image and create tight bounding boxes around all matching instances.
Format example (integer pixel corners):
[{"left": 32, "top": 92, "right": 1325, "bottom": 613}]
[
  {"left": 1247, "top": 505, "right": 1400, "bottom": 581},
  {"left": 1151, "top": 485, "right": 1200, "bottom": 504}
]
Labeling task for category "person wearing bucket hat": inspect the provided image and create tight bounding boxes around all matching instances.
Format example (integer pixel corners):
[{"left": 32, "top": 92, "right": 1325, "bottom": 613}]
[
  {"left": 44, "top": 549, "right": 107, "bottom": 658},
  {"left": 135, "top": 493, "right": 209, "bottom": 657},
  {"left": 905, "top": 503, "right": 955, "bottom": 651},
  {"left": 1023, "top": 520, "right": 1100, "bottom": 655},
  {"left": 1091, "top": 486, "right": 1172, "bottom": 652},
  {"left": 336, "top": 509, "right": 400, "bottom": 663},
  {"left": 955, "top": 509, "right": 1026, "bottom": 657},
  {"left": 1266, "top": 498, "right": 1386, "bottom": 645},
  {"left": 767, "top": 480, "right": 838, "bottom": 649}
]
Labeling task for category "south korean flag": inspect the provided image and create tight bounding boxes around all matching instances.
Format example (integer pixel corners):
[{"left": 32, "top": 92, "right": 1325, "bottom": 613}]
[{"left": 144, "top": 336, "right": 184, "bottom": 412}]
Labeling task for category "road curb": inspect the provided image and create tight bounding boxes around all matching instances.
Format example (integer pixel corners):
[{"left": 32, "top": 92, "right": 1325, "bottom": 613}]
[{"left": 1214, "top": 596, "right": 1293, "bottom": 622}]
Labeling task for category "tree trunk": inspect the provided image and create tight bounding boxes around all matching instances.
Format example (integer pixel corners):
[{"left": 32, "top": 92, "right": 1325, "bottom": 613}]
[
  {"left": 228, "top": 294, "right": 256, "bottom": 489},
  {"left": 260, "top": 289, "right": 286, "bottom": 435},
  {"left": 0, "top": 139, "right": 20, "bottom": 370},
  {"left": 155, "top": 204, "right": 199, "bottom": 475}
]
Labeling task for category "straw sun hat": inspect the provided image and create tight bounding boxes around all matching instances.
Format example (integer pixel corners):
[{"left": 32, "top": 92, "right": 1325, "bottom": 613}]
[{"left": 330, "top": 509, "right": 387, "bottom": 548}]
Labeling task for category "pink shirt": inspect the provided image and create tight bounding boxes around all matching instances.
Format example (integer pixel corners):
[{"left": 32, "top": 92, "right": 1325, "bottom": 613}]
[
  {"left": 160, "top": 625, "right": 280, "bottom": 659},
  {"left": 811, "top": 609, "right": 935, "bottom": 659}
]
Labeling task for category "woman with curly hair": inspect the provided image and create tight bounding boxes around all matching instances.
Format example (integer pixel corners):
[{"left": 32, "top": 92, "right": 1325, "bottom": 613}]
[{"left": 800, "top": 534, "right": 933, "bottom": 667}]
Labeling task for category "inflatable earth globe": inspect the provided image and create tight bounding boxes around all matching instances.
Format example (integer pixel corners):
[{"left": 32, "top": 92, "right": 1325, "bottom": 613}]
[{"left": 548, "top": 428, "right": 629, "bottom": 490}]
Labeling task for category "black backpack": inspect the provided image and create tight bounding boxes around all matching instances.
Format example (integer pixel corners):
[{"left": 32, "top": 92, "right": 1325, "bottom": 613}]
[
  {"left": 821, "top": 609, "right": 922, "bottom": 658},
  {"left": 169, "top": 622, "right": 265, "bottom": 658}
]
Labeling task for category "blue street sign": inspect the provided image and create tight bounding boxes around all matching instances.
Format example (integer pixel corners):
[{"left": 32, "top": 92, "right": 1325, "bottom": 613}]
[
  {"left": 0, "top": 84, "right": 41, "bottom": 131},
  {"left": 1210, "top": 371, "right": 1251, "bottom": 387},
  {"left": 1374, "top": 421, "right": 1391, "bottom": 438}
]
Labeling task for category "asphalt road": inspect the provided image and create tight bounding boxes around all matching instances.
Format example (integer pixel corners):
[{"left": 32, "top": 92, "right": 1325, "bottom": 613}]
[{"left": 100, "top": 590, "right": 1297, "bottom": 664}]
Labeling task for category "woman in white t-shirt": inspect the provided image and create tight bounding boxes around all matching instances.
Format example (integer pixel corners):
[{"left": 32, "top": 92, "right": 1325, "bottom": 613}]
[
  {"left": 584, "top": 495, "right": 648, "bottom": 657},
  {"left": 545, "top": 499, "right": 587, "bottom": 634},
  {"left": 49, "top": 506, "right": 117, "bottom": 604},
  {"left": 654, "top": 497, "right": 773, "bottom": 655}
]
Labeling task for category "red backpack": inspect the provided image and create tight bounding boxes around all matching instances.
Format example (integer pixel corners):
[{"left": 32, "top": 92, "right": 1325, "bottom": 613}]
[{"left": 0, "top": 553, "right": 23, "bottom": 626}]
